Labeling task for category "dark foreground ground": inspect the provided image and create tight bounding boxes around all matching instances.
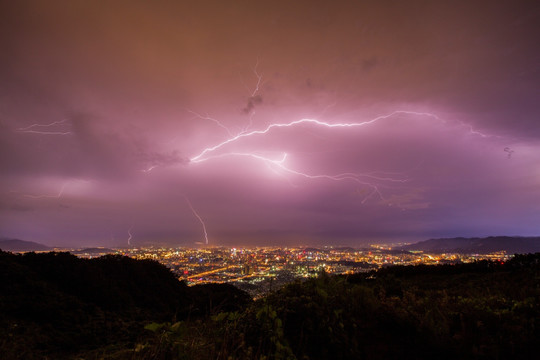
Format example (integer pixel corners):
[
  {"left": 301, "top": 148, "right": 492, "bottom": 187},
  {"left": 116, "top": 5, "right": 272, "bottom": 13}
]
[{"left": 1, "top": 250, "right": 539, "bottom": 359}]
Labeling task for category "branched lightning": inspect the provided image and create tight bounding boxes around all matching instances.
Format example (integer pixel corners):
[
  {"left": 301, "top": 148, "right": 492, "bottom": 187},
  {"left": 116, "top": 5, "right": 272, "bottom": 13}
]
[
  {"left": 239, "top": 59, "right": 265, "bottom": 131},
  {"left": 190, "top": 111, "right": 440, "bottom": 163},
  {"left": 20, "top": 182, "right": 69, "bottom": 199},
  {"left": 242, "top": 111, "right": 256, "bottom": 134},
  {"left": 186, "top": 111, "right": 444, "bottom": 204},
  {"left": 141, "top": 165, "right": 158, "bottom": 173},
  {"left": 184, "top": 196, "right": 209, "bottom": 245},
  {"left": 188, "top": 110, "right": 234, "bottom": 137},
  {"left": 194, "top": 151, "right": 410, "bottom": 203},
  {"left": 249, "top": 58, "right": 263, "bottom": 98},
  {"left": 458, "top": 122, "right": 495, "bottom": 138},
  {"left": 16, "top": 120, "right": 72, "bottom": 135},
  {"left": 158, "top": 64, "right": 491, "bottom": 238}
]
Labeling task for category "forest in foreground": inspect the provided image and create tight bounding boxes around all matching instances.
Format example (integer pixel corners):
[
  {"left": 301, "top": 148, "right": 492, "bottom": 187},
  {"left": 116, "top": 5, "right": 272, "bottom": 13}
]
[{"left": 1, "top": 250, "right": 539, "bottom": 359}]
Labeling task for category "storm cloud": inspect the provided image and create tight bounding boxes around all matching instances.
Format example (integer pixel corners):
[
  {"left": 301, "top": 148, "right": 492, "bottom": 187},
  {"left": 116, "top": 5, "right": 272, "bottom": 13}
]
[{"left": 1, "top": 0, "right": 539, "bottom": 247}]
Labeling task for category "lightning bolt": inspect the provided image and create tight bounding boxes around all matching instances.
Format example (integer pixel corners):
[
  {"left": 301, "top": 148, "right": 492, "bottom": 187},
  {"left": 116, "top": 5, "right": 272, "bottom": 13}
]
[
  {"left": 194, "top": 151, "right": 409, "bottom": 203},
  {"left": 249, "top": 58, "right": 263, "bottom": 97},
  {"left": 238, "top": 59, "right": 265, "bottom": 131},
  {"left": 242, "top": 111, "right": 256, "bottom": 134},
  {"left": 190, "top": 111, "right": 440, "bottom": 163},
  {"left": 188, "top": 111, "right": 436, "bottom": 202},
  {"left": 457, "top": 121, "right": 497, "bottom": 138},
  {"left": 184, "top": 196, "right": 209, "bottom": 245},
  {"left": 15, "top": 120, "right": 72, "bottom": 135},
  {"left": 188, "top": 60, "right": 265, "bottom": 138},
  {"left": 184, "top": 111, "right": 445, "bottom": 205},
  {"left": 17, "top": 182, "right": 69, "bottom": 199},
  {"left": 188, "top": 110, "right": 235, "bottom": 137},
  {"left": 141, "top": 165, "right": 158, "bottom": 173},
  {"left": 127, "top": 226, "right": 133, "bottom": 246}
]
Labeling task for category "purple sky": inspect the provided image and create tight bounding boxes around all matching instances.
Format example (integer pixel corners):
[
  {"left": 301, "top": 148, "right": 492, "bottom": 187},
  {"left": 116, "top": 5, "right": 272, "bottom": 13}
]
[{"left": 1, "top": 1, "right": 539, "bottom": 247}]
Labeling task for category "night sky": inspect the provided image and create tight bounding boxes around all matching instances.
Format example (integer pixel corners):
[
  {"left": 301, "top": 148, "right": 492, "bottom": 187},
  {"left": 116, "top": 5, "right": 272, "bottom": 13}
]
[{"left": 1, "top": 0, "right": 539, "bottom": 247}]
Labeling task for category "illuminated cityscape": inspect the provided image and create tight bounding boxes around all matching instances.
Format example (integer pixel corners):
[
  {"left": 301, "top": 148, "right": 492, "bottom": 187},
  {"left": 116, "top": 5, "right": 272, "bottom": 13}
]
[{"left": 71, "top": 245, "right": 511, "bottom": 298}]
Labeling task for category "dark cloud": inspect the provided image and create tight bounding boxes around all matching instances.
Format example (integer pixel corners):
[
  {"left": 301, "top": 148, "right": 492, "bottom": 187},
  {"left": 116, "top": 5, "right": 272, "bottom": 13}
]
[
  {"left": 504, "top": 147, "right": 514, "bottom": 158},
  {"left": 361, "top": 57, "right": 378, "bottom": 72},
  {"left": 137, "top": 150, "right": 189, "bottom": 169},
  {"left": 242, "top": 95, "right": 263, "bottom": 114}
]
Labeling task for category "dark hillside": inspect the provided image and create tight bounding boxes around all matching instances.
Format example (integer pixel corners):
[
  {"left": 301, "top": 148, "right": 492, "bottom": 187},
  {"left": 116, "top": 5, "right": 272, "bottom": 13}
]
[
  {"left": 139, "top": 254, "right": 540, "bottom": 360},
  {"left": 2, "top": 251, "right": 539, "bottom": 359},
  {"left": 0, "top": 251, "right": 250, "bottom": 359}
]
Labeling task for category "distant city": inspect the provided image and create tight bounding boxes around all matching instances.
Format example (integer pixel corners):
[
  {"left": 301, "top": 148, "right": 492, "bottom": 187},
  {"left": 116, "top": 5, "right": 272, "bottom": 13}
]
[{"left": 66, "top": 245, "right": 510, "bottom": 298}]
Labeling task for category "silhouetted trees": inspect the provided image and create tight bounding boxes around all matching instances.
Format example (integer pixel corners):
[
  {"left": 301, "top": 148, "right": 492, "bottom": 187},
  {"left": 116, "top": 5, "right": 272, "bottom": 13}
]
[
  {"left": 0, "top": 251, "right": 251, "bottom": 359},
  {"left": 2, "top": 250, "right": 539, "bottom": 359}
]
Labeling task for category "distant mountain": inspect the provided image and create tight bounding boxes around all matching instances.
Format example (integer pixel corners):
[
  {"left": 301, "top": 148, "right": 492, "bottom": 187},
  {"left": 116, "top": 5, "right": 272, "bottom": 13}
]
[
  {"left": 0, "top": 238, "right": 52, "bottom": 252},
  {"left": 401, "top": 236, "right": 540, "bottom": 254}
]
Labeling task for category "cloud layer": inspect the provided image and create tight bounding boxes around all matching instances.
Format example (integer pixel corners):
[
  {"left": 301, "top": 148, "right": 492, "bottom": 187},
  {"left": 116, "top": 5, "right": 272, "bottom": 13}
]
[{"left": 1, "top": 1, "right": 539, "bottom": 247}]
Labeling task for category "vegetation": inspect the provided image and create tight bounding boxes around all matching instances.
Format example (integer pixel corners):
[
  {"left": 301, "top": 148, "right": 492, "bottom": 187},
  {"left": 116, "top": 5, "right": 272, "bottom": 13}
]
[
  {"left": 1, "top": 250, "right": 539, "bottom": 359},
  {"left": 0, "top": 251, "right": 249, "bottom": 359}
]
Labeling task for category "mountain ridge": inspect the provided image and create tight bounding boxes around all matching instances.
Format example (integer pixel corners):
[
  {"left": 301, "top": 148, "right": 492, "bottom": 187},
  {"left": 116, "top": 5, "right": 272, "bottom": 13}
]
[
  {"left": 0, "top": 238, "right": 52, "bottom": 252},
  {"left": 401, "top": 236, "right": 540, "bottom": 254}
]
